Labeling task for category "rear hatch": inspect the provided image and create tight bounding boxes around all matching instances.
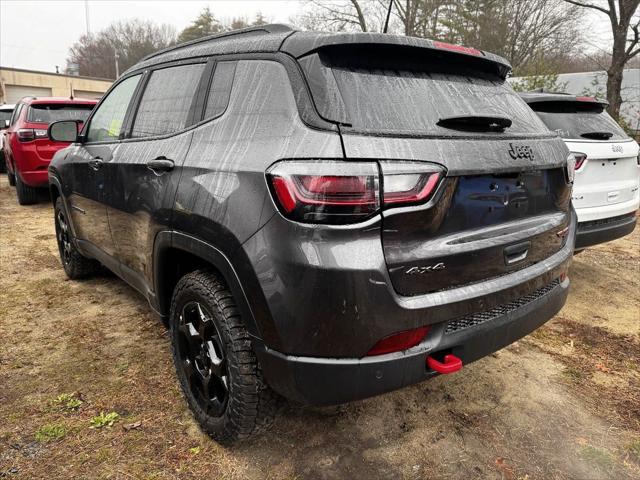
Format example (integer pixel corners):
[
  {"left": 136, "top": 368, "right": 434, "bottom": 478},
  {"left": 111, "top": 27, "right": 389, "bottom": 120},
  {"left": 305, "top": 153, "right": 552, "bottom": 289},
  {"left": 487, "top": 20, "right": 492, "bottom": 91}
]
[
  {"left": 523, "top": 97, "right": 639, "bottom": 211},
  {"left": 295, "top": 40, "right": 572, "bottom": 296},
  {"left": 27, "top": 103, "right": 94, "bottom": 160}
]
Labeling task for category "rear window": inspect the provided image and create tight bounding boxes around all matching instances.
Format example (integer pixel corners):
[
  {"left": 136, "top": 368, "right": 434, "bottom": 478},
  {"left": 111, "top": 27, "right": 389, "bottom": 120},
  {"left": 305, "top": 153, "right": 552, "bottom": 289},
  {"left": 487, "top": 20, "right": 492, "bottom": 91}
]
[
  {"left": 528, "top": 102, "right": 628, "bottom": 140},
  {"left": 0, "top": 110, "right": 12, "bottom": 123},
  {"left": 300, "top": 48, "right": 548, "bottom": 137},
  {"left": 27, "top": 104, "right": 94, "bottom": 124}
]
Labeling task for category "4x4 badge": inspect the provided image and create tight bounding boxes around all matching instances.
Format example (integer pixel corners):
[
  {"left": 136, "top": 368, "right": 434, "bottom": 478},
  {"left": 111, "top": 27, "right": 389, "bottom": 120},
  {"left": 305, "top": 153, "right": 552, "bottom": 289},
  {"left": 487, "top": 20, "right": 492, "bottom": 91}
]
[
  {"left": 406, "top": 263, "right": 446, "bottom": 274},
  {"left": 508, "top": 143, "right": 535, "bottom": 161}
]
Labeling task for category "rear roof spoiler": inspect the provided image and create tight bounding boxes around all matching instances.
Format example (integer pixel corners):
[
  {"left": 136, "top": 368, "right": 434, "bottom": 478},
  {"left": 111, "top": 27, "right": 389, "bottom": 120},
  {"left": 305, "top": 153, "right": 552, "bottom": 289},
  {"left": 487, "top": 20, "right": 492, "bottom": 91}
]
[
  {"left": 518, "top": 92, "right": 608, "bottom": 108},
  {"left": 281, "top": 32, "right": 512, "bottom": 79}
]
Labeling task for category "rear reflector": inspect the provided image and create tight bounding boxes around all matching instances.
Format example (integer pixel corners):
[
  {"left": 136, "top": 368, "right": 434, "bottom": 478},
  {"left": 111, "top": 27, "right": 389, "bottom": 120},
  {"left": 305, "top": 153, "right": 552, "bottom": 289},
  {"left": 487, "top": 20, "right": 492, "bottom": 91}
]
[
  {"left": 367, "top": 326, "right": 430, "bottom": 356},
  {"left": 433, "top": 41, "right": 482, "bottom": 56}
]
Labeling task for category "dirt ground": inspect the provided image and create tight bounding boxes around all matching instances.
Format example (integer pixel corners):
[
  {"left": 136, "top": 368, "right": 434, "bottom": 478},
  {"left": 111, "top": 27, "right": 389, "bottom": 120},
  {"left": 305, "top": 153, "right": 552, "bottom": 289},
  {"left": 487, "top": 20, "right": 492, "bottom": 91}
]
[{"left": 0, "top": 175, "right": 638, "bottom": 480}]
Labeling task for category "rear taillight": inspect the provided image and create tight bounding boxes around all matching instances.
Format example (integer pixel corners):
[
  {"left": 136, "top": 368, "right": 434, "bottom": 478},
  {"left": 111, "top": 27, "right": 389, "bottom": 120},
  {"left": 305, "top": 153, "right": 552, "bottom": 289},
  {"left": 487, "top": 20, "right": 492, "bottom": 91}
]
[
  {"left": 367, "top": 326, "right": 430, "bottom": 356},
  {"left": 267, "top": 160, "right": 444, "bottom": 224},
  {"left": 17, "top": 128, "right": 47, "bottom": 142},
  {"left": 380, "top": 161, "right": 442, "bottom": 206},
  {"left": 571, "top": 152, "right": 587, "bottom": 171},
  {"left": 267, "top": 161, "right": 379, "bottom": 224}
]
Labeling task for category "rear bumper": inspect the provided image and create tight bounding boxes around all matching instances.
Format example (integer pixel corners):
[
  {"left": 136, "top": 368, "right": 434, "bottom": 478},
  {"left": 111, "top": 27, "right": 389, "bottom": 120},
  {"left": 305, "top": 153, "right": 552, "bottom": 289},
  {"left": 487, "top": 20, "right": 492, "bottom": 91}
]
[
  {"left": 18, "top": 169, "right": 49, "bottom": 188},
  {"left": 246, "top": 209, "right": 576, "bottom": 405},
  {"left": 575, "top": 211, "right": 637, "bottom": 249},
  {"left": 257, "top": 276, "right": 569, "bottom": 405}
]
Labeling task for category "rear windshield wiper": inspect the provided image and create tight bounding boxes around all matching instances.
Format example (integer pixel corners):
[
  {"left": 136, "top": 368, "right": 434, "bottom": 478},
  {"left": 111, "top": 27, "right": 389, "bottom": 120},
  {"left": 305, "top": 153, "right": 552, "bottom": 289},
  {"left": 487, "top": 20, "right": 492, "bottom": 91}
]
[
  {"left": 580, "top": 131, "right": 613, "bottom": 140},
  {"left": 437, "top": 115, "right": 512, "bottom": 132}
]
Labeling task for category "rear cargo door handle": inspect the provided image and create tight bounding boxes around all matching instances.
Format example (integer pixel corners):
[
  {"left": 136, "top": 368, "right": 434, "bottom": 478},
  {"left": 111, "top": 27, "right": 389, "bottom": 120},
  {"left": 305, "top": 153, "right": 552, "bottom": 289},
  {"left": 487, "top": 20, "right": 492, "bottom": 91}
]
[
  {"left": 146, "top": 156, "right": 174, "bottom": 174},
  {"left": 88, "top": 157, "right": 103, "bottom": 170},
  {"left": 504, "top": 241, "right": 530, "bottom": 266}
]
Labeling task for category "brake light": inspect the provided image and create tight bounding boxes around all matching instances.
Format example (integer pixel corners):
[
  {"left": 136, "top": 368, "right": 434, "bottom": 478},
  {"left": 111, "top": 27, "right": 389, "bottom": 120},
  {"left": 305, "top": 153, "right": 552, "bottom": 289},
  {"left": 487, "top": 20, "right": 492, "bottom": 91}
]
[
  {"left": 268, "top": 161, "right": 445, "bottom": 224},
  {"left": 17, "top": 128, "right": 35, "bottom": 142},
  {"left": 433, "top": 41, "right": 482, "bottom": 56},
  {"left": 571, "top": 152, "right": 587, "bottom": 171},
  {"left": 267, "top": 160, "right": 379, "bottom": 224},
  {"left": 367, "top": 326, "right": 430, "bottom": 356},
  {"left": 576, "top": 96, "right": 596, "bottom": 102},
  {"left": 17, "top": 128, "right": 47, "bottom": 142}
]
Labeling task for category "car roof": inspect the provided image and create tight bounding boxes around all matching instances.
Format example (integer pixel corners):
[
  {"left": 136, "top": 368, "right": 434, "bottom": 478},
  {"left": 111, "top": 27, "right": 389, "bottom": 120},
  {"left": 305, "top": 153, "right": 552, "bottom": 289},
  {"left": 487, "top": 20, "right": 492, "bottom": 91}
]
[
  {"left": 126, "top": 24, "right": 512, "bottom": 78},
  {"left": 518, "top": 91, "right": 608, "bottom": 107},
  {"left": 20, "top": 97, "right": 98, "bottom": 105},
  {"left": 0, "top": 104, "right": 15, "bottom": 110}
]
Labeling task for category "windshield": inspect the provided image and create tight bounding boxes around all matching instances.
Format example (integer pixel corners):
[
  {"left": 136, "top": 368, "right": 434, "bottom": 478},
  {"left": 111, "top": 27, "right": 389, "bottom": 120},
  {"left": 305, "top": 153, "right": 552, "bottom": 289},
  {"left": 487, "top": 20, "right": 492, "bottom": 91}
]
[
  {"left": 300, "top": 50, "right": 548, "bottom": 137},
  {"left": 529, "top": 102, "right": 628, "bottom": 140},
  {"left": 27, "top": 104, "right": 94, "bottom": 124}
]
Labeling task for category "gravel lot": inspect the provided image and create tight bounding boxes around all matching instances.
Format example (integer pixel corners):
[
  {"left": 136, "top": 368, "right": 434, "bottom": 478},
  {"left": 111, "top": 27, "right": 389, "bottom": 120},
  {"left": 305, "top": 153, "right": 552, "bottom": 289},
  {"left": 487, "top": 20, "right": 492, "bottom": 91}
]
[{"left": 1, "top": 175, "right": 638, "bottom": 480}]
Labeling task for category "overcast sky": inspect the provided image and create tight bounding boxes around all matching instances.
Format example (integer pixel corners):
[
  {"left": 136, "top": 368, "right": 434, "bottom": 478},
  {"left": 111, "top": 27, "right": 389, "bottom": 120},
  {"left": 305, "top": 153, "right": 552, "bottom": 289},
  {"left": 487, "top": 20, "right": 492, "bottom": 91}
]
[{"left": 1, "top": 0, "right": 614, "bottom": 73}]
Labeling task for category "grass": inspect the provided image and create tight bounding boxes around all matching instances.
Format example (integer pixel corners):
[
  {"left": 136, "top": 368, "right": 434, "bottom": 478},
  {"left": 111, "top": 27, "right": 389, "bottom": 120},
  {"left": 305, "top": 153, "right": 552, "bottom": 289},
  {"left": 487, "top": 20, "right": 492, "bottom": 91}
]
[
  {"left": 626, "top": 438, "right": 640, "bottom": 463},
  {"left": 52, "top": 392, "right": 83, "bottom": 411},
  {"left": 90, "top": 411, "right": 120, "bottom": 429},
  {"left": 579, "top": 445, "right": 615, "bottom": 469},
  {"left": 35, "top": 424, "right": 66, "bottom": 442}
]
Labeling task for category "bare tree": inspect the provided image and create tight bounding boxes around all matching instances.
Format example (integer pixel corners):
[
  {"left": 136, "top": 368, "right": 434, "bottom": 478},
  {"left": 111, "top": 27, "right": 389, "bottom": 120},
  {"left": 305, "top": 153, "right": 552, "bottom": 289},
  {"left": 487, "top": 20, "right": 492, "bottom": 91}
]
[
  {"left": 392, "top": 0, "right": 451, "bottom": 37},
  {"left": 298, "top": 0, "right": 387, "bottom": 32},
  {"left": 67, "top": 20, "right": 176, "bottom": 79},
  {"left": 564, "top": 0, "right": 640, "bottom": 119}
]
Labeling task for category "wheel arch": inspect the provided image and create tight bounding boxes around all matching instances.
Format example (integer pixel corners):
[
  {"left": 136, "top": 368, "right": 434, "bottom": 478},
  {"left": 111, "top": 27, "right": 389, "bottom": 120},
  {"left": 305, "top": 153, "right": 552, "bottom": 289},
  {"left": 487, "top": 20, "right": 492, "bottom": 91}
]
[{"left": 153, "top": 231, "right": 264, "bottom": 342}]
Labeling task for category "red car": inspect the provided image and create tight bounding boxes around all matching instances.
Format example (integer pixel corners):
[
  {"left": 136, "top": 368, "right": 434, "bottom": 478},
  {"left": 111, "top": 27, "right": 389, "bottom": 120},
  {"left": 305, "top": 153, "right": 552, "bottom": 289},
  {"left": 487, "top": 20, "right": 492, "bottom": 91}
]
[{"left": 4, "top": 97, "right": 97, "bottom": 204}]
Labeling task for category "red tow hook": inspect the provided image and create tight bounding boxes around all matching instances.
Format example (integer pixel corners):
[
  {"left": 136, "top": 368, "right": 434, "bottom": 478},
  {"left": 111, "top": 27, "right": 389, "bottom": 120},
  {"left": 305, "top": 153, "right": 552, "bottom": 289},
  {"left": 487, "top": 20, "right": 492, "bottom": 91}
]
[{"left": 427, "top": 354, "right": 463, "bottom": 374}]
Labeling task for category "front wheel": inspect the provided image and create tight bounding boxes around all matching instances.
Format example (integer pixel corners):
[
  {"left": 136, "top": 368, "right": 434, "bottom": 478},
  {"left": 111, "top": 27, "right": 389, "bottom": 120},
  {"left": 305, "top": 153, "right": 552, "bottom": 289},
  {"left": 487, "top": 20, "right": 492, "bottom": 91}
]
[
  {"left": 54, "top": 197, "right": 100, "bottom": 278},
  {"left": 170, "top": 270, "right": 278, "bottom": 444}
]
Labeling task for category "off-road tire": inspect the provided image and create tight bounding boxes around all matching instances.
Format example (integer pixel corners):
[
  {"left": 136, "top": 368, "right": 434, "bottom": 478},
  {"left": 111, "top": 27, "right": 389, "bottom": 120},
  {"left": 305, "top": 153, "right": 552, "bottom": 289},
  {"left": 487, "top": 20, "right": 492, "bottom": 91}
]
[
  {"left": 7, "top": 169, "right": 16, "bottom": 187},
  {"left": 170, "top": 270, "right": 278, "bottom": 444},
  {"left": 15, "top": 174, "right": 38, "bottom": 205},
  {"left": 54, "top": 197, "right": 100, "bottom": 279}
]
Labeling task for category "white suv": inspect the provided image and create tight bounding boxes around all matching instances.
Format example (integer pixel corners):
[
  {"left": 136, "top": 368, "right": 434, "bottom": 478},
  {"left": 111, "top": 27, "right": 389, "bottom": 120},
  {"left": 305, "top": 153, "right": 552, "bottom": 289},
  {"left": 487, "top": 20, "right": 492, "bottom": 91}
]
[{"left": 521, "top": 93, "right": 639, "bottom": 250}]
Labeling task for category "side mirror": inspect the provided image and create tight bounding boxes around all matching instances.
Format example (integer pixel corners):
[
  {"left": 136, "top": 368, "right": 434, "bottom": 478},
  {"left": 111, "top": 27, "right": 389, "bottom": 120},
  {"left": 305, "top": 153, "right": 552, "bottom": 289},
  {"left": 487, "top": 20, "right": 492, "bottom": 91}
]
[
  {"left": 3, "top": 119, "right": 9, "bottom": 128},
  {"left": 48, "top": 120, "right": 79, "bottom": 143}
]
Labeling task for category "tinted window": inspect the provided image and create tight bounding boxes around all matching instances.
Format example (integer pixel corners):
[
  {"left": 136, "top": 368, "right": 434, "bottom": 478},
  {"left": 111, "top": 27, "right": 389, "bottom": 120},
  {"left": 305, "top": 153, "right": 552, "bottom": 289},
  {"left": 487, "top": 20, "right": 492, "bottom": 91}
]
[
  {"left": 301, "top": 51, "right": 547, "bottom": 137},
  {"left": 87, "top": 74, "right": 141, "bottom": 143},
  {"left": 27, "top": 104, "right": 94, "bottom": 124},
  {"left": 0, "top": 110, "right": 13, "bottom": 123},
  {"left": 10, "top": 104, "right": 24, "bottom": 126},
  {"left": 131, "top": 63, "right": 204, "bottom": 138},
  {"left": 529, "top": 102, "right": 628, "bottom": 140},
  {"left": 204, "top": 61, "right": 236, "bottom": 120}
]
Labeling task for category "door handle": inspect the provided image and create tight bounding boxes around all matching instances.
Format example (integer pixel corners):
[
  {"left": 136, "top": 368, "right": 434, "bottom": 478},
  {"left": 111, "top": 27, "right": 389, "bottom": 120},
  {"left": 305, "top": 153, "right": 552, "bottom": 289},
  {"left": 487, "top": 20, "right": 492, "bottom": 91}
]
[
  {"left": 89, "top": 157, "right": 103, "bottom": 170},
  {"left": 146, "top": 156, "right": 174, "bottom": 174}
]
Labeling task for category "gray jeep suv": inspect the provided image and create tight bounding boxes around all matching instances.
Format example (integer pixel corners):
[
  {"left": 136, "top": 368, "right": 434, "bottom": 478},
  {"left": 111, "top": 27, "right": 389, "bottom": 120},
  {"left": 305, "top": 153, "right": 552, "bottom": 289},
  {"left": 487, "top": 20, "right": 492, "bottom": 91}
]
[{"left": 47, "top": 24, "right": 576, "bottom": 443}]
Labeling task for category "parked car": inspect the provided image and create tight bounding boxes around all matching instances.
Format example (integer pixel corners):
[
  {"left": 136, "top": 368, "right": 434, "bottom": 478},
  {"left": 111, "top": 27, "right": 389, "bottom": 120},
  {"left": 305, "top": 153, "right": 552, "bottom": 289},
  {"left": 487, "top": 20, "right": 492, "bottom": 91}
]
[
  {"left": 520, "top": 92, "right": 639, "bottom": 250},
  {"left": 4, "top": 97, "right": 96, "bottom": 204},
  {"left": 48, "top": 25, "right": 576, "bottom": 443},
  {"left": 0, "top": 104, "right": 15, "bottom": 173}
]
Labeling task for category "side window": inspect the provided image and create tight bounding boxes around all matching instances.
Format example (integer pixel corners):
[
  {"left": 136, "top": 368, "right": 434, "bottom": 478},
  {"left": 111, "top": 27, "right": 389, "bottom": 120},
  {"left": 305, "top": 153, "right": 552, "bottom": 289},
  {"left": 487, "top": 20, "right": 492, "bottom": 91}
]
[
  {"left": 86, "top": 74, "right": 141, "bottom": 143},
  {"left": 10, "top": 104, "right": 24, "bottom": 126},
  {"left": 204, "top": 61, "right": 236, "bottom": 120},
  {"left": 131, "top": 63, "right": 205, "bottom": 138}
]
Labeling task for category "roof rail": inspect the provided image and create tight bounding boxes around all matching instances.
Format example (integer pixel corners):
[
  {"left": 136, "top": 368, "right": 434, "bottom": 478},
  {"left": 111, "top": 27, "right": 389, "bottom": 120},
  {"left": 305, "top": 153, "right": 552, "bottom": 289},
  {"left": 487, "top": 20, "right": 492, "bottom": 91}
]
[{"left": 141, "top": 23, "right": 296, "bottom": 63}]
